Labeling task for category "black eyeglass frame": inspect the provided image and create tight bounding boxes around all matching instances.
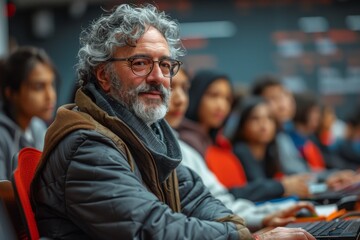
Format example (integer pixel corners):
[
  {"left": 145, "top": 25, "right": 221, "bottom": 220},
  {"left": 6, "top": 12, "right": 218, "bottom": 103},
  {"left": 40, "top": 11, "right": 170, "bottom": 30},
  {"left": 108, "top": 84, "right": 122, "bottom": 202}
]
[{"left": 107, "top": 56, "right": 183, "bottom": 78}]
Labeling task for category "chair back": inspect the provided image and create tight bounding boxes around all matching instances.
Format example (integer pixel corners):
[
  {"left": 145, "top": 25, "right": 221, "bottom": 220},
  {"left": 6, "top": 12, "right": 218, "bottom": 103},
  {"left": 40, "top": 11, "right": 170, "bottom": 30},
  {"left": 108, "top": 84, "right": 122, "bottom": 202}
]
[{"left": 12, "top": 147, "right": 42, "bottom": 240}]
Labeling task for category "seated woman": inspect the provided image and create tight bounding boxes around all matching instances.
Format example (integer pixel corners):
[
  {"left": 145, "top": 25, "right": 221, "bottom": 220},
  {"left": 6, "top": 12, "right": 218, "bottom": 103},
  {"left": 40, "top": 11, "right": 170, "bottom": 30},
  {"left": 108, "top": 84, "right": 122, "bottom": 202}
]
[
  {"left": 230, "top": 96, "right": 311, "bottom": 199},
  {"left": 0, "top": 46, "right": 57, "bottom": 180},
  {"left": 177, "top": 69, "right": 310, "bottom": 202}
]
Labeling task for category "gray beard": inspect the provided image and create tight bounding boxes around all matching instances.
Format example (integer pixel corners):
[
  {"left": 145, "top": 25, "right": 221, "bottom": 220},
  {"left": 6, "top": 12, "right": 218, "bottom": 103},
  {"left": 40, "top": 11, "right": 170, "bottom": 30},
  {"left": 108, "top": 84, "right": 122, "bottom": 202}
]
[{"left": 108, "top": 69, "right": 170, "bottom": 125}]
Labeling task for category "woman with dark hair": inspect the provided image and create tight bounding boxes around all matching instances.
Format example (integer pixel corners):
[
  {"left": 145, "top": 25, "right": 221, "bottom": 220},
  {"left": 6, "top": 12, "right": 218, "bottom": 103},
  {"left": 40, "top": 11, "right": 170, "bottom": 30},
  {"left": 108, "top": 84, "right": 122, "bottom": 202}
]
[
  {"left": 250, "top": 76, "right": 309, "bottom": 175},
  {"left": 178, "top": 69, "right": 233, "bottom": 156},
  {"left": 231, "top": 97, "right": 280, "bottom": 178},
  {"left": 0, "top": 46, "right": 57, "bottom": 180},
  {"left": 231, "top": 96, "right": 311, "bottom": 199},
  {"left": 177, "top": 70, "right": 250, "bottom": 189}
]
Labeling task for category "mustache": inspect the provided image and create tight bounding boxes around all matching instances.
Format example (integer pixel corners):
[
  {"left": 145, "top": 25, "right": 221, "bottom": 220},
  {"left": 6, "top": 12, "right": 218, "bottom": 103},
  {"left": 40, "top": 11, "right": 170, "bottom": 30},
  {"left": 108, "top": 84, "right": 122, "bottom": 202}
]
[{"left": 136, "top": 83, "right": 170, "bottom": 99}]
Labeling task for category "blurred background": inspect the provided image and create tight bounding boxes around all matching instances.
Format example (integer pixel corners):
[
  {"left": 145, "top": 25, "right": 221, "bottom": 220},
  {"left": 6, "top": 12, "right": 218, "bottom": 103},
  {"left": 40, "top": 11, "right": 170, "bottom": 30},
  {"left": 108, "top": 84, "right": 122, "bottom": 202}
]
[{"left": 1, "top": 0, "right": 360, "bottom": 118}]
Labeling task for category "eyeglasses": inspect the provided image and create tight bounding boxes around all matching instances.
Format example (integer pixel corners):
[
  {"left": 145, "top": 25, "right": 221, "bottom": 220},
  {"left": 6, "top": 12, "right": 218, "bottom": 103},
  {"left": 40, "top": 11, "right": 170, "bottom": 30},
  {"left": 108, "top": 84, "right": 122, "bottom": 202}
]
[{"left": 108, "top": 56, "right": 182, "bottom": 78}]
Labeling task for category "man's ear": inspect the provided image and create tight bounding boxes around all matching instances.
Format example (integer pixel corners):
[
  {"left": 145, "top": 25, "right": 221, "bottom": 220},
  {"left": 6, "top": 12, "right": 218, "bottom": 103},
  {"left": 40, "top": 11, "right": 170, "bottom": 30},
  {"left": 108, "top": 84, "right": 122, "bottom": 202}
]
[{"left": 95, "top": 64, "right": 111, "bottom": 92}]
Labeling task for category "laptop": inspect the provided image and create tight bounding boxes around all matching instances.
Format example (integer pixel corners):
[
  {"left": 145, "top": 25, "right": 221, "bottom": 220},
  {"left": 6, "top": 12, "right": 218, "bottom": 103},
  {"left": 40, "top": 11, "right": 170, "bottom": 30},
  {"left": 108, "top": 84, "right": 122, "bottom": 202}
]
[
  {"left": 286, "top": 219, "right": 360, "bottom": 240},
  {"left": 309, "top": 181, "right": 360, "bottom": 204}
]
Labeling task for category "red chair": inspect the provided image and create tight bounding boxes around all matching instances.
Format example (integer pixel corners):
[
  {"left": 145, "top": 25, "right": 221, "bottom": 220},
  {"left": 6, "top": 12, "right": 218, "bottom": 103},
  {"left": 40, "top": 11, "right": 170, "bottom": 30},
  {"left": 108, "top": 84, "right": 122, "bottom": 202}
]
[{"left": 12, "top": 147, "right": 42, "bottom": 240}]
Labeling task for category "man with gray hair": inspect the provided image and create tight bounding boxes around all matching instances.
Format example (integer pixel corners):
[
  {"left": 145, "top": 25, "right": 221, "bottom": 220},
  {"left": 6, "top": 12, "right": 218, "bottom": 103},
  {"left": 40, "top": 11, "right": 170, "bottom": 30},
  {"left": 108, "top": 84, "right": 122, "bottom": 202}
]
[{"left": 31, "top": 4, "right": 314, "bottom": 240}]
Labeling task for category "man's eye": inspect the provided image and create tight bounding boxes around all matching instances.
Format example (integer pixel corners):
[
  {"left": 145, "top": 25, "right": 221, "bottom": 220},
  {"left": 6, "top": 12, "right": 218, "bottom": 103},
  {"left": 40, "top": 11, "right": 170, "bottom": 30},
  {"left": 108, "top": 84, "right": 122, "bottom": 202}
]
[
  {"left": 132, "top": 58, "right": 150, "bottom": 66},
  {"left": 160, "top": 61, "right": 171, "bottom": 69}
]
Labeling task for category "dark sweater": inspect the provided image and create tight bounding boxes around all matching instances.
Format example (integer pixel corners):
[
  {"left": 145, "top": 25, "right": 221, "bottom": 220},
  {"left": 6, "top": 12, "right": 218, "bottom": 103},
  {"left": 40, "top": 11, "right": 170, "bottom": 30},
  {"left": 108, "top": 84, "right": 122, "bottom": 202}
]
[{"left": 232, "top": 142, "right": 285, "bottom": 202}]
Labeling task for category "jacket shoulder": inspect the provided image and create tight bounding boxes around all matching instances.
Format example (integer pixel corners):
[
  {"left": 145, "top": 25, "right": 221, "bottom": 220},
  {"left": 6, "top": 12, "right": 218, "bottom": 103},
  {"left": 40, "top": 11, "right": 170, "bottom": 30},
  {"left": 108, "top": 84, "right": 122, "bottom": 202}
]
[{"left": 57, "top": 129, "right": 127, "bottom": 161}]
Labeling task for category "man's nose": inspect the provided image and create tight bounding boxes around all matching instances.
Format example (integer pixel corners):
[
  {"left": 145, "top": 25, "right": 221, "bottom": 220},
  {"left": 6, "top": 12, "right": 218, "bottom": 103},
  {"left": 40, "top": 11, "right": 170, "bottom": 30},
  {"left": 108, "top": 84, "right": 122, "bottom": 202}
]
[{"left": 146, "top": 62, "right": 166, "bottom": 84}]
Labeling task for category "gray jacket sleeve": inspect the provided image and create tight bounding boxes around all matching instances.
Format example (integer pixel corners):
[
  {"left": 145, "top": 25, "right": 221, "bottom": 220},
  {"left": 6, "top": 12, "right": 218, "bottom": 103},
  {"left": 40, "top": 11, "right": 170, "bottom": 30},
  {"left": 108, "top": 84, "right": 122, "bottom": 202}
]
[
  {"left": 177, "top": 164, "right": 237, "bottom": 219},
  {"left": 0, "top": 134, "right": 12, "bottom": 180},
  {"left": 0, "top": 141, "right": 7, "bottom": 180},
  {"left": 62, "top": 131, "right": 251, "bottom": 240}
]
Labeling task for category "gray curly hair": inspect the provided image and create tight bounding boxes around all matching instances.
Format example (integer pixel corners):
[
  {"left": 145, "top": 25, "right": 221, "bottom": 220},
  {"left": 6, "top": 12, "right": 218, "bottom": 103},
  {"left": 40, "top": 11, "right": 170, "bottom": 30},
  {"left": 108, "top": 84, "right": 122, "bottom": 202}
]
[{"left": 76, "top": 4, "right": 185, "bottom": 85}]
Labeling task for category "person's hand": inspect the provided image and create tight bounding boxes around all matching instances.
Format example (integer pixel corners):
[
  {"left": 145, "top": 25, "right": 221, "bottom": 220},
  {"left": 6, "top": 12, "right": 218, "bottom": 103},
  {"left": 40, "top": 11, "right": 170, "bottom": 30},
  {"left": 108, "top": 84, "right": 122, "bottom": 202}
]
[
  {"left": 281, "top": 174, "right": 312, "bottom": 198},
  {"left": 262, "top": 202, "right": 316, "bottom": 227},
  {"left": 326, "top": 170, "right": 356, "bottom": 190},
  {"left": 254, "top": 227, "right": 315, "bottom": 240}
]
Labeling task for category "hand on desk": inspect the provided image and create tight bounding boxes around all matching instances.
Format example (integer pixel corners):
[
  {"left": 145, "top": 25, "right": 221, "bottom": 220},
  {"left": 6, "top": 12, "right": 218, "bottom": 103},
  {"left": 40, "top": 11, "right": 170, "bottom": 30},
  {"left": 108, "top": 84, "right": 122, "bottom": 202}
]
[
  {"left": 254, "top": 227, "right": 315, "bottom": 240},
  {"left": 262, "top": 202, "right": 316, "bottom": 227},
  {"left": 281, "top": 174, "right": 312, "bottom": 198},
  {"left": 326, "top": 170, "right": 357, "bottom": 190}
]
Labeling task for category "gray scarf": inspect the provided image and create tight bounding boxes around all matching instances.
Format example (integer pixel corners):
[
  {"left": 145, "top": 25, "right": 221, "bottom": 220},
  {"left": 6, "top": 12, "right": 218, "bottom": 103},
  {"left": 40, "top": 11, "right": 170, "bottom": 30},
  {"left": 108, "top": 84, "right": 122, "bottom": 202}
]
[{"left": 83, "top": 83, "right": 182, "bottom": 182}]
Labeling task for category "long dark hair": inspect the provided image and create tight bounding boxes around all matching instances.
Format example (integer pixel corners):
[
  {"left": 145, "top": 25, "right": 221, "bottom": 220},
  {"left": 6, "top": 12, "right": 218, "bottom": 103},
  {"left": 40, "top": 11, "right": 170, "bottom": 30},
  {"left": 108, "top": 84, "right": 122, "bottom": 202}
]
[
  {"left": 186, "top": 69, "right": 232, "bottom": 142},
  {"left": 0, "top": 46, "right": 57, "bottom": 116},
  {"left": 231, "top": 96, "right": 280, "bottom": 177}
]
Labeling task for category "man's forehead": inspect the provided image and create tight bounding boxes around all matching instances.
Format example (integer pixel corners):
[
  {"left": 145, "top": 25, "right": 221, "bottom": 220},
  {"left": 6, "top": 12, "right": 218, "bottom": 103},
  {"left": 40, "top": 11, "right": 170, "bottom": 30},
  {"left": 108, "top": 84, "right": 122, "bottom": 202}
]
[{"left": 114, "top": 27, "right": 170, "bottom": 57}]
